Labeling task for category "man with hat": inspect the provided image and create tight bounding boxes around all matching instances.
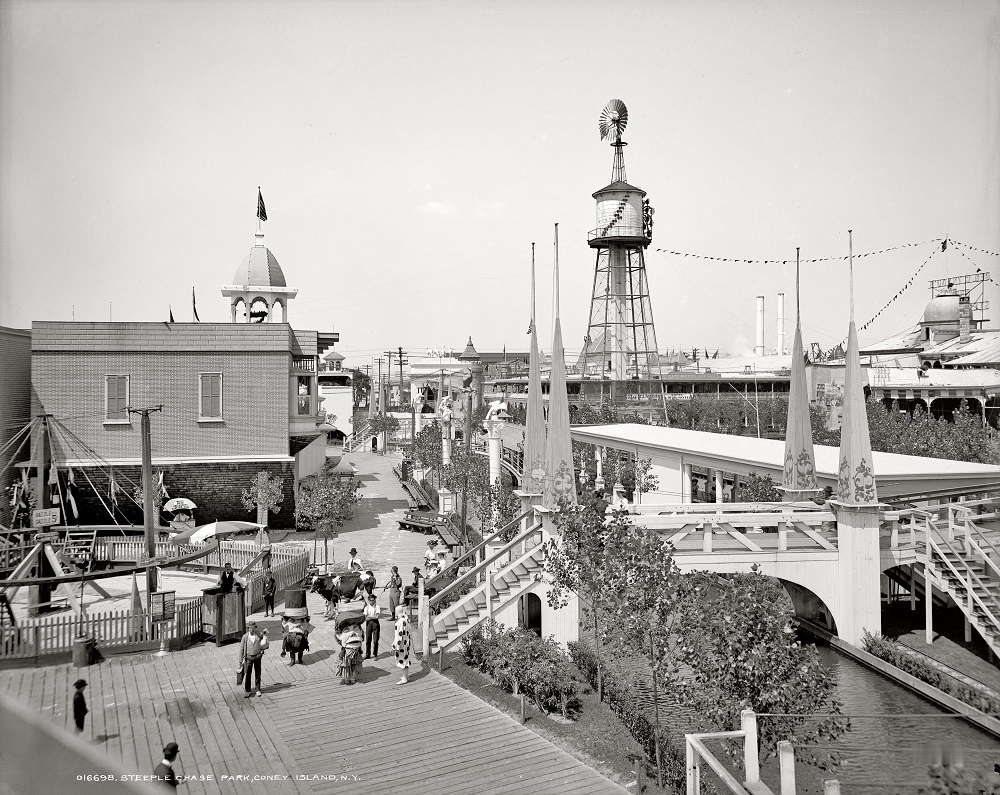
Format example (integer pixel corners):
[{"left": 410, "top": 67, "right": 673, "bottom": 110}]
[
  {"left": 154, "top": 742, "right": 180, "bottom": 789},
  {"left": 72, "top": 679, "right": 88, "bottom": 735},
  {"left": 402, "top": 567, "right": 423, "bottom": 604},
  {"left": 347, "top": 548, "right": 363, "bottom": 572}
]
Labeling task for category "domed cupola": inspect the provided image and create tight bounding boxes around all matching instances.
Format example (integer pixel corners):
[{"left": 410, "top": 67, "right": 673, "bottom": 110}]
[
  {"left": 222, "top": 229, "right": 298, "bottom": 323},
  {"left": 919, "top": 285, "right": 961, "bottom": 343}
]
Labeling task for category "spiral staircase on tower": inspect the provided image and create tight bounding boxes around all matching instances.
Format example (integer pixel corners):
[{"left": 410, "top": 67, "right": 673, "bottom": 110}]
[{"left": 420, "top": 510, "right": 545, "bottom": 657}]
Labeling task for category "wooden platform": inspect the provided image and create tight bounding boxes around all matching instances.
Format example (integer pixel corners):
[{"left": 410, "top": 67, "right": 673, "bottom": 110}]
[{"left": 0, "top": 613, "right": 626, "bottom": 794}]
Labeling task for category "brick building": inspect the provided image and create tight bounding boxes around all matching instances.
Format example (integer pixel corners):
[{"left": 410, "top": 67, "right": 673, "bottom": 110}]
[
  {"left": 0, "top": 326, "right": 31, "bottom": 528},
  {"left": 25, "top": 227, "right": 339, "bottom": 530}
]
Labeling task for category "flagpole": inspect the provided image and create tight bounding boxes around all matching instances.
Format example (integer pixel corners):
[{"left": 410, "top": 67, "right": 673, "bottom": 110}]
[
  {"left": 795, "top": 247, "right": 800, "bottom": 329},
  {"left": 531, "top": 242, "right": 536, "bottom": 328},
  {"left": 848, "top": 230, "right": 854, "bottom": 321},
  {"left": 554, "top": 223, "right": 560, "bottom": 320}
]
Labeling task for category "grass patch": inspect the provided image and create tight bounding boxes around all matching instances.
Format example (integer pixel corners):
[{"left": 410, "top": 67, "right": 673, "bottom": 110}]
[{"left": 436, "top": 650, "right": 674, "bottom": 793}]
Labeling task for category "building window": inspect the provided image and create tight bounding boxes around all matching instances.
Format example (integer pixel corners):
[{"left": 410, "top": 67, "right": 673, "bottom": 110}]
[
  {"left": 105, "top": 375, "right": 130, "bottom": 422},
  {"left": 297, "top": 376, "right": 311, "bottom": 415},
  {"left": 200, "top": 373, "right": 223, "bottom": 420}
]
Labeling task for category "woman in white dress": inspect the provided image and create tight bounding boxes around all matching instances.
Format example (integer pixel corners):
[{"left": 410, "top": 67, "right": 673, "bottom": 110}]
[{"left": 391, "top": 605, "right": 413, "bottom": 685}]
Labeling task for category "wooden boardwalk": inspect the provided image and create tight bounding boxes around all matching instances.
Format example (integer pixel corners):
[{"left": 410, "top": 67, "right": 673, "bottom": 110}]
[{"left": 0, "top": 597, "right": 627, "bottom": 793}]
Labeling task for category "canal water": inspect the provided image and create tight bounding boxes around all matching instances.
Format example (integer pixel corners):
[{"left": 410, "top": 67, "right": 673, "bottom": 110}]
[{"left": 618, "top": 640, "right": 1000, "bottom": 793}]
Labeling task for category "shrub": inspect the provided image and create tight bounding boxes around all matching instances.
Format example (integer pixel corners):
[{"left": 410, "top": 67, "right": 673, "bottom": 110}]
[
  {"left": 862, "top": 631, "right": 1000, "bottom": 715},
  {"left": 462, "top": 622, "right": 579, "bottom": 716},
  {"left": 569, "top": 641, "right": 688, "bottom": 792}
]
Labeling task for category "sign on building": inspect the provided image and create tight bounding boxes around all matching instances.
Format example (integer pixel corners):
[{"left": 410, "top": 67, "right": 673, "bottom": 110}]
[{"left": 31, "top": 508, "right": 61, "bottom": 527}]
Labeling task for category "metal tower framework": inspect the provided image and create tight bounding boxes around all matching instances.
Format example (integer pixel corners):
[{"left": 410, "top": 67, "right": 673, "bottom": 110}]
[{"left": 582, "top": 100, "right": 665, "bottom": 414}]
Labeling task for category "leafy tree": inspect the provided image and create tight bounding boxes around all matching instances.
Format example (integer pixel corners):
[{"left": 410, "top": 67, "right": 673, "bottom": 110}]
[
  {"left": 737, "top": 471, "right": 781, "bottom": 502},
  {"left": 671, "top": 571, "right": 848, "bottom": 767},
  {"left": 350, "top": 368, "right": 371, "bottom": 410},
  {"left": 479, "top": 477, "right": 521, "bottom": 537},
  {"left": 414, "top": 420, "right": 443, "bottom": 481},
  {"left": 240, "top": 471, "right": 285, "bottom": 527},
  {"left": 367, "top": 412, "right": 400, "bottom": 453},
  {"left": 294, "top": 463, "right": 361, "bottom": 532},
  {"left": 132, "top": 469, "right": 169, "bottom": 527}
]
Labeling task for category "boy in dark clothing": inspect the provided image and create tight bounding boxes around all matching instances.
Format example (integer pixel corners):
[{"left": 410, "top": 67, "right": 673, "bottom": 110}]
[
  {"left": 262, "top": 570, "right": 277, "bottom": 616},
  {"left": 73, "top": 679, "right": 88, "bottom": 734}
]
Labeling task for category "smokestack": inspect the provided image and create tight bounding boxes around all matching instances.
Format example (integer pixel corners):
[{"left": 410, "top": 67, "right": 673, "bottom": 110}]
[
  {"left": 959, "top": 295, "right": 971, "bottom": 343},
  {"left": 776, "top": 292, "right": 785, "bottom": 355},
  {"left": 754, "top": 296, "right": 765, "bottom": 356}
]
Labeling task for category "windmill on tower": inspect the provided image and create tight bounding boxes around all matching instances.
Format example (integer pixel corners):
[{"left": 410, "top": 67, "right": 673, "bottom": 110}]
[{"left": 583, "top": 100, "right": 664, "bottom": 412}]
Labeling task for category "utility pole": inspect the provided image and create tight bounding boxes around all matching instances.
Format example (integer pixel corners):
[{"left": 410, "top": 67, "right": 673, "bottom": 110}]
[{"left": 128, "top": 406, "right": 163, "bottom": 594}]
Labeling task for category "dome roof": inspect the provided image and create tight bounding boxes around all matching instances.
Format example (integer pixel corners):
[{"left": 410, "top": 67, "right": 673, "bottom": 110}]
[
  {"left": 233, "top": 231, "right": 287, "bottom": 288},
  {"left": 923, "top": 289, "right": 960, "bottom": 325}
]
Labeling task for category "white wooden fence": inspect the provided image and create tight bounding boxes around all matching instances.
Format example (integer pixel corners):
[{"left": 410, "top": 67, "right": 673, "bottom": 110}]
[{"left": 0, "top": 541, "right": 309, "bottom": 663}]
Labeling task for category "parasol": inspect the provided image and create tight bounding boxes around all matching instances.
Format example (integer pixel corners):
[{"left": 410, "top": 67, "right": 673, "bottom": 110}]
[{"left": 170, "top": 520, "right": 263, "bottom": 545}]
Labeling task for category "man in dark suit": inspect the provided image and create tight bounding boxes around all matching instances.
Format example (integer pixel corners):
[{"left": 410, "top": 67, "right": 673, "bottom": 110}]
[
  {"left": 153, "top": 742, "right": 180, "bottom": 789},
  {"left": 217, "top": 562, "right": 236, "bottom": 591}
]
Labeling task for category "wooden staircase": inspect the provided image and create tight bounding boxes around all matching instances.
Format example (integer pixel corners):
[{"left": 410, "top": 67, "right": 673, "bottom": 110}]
[
  {"left": 924, "top": 513, "right": 1000, "bottom": 658},
  {"left": 60, "top": 527, "right": 97, "bottom": 564},
  {"left": 426, "top": 521, "right": 544, "bottom": 655},
  {"left": 343, "top": 422, "right": 372, "bottom": 453}
]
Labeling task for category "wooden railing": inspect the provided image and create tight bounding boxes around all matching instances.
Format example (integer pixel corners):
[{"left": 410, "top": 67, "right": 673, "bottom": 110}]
[
  {"left": 926, "top": 528, "right": 1000, "bottom": 640},
  {"left": 685, "top": 709, "right": 841, "bottom": 794},
  {"left": 424, "top": 509, "right": 533, "bottom": 592},
  {"left": 0, "top": 541, "right": 310, "bottom": 662}
]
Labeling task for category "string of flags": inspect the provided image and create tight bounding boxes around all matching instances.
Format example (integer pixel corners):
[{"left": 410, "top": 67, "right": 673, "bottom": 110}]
[
  {"left": 654, "top": 238, "right": 942, "bottom": 265},
  {"left": 951, "top": 241, "right": 1000, "bottom": 258},
  {"left": 856, "top": 245, "right": 942, "bottom": 333},
  {"left": 951, "top": 242, "right": 997, "bottom": 288}
]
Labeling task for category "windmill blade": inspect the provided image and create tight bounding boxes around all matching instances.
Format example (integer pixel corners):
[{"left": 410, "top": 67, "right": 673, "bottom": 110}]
[{"left": 599, "top": 99, "right": 629, "bottom": 140}]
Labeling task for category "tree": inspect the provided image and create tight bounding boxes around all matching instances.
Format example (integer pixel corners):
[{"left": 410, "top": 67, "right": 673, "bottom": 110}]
[
  {"left": 240, "top": 471, "right": 285, "bottom": 527},
  {"left": 294, "top": 463, "right": 361, "bottom": 532},
  {"left": 350, "top": 368, "right": 371, "bottom": 410},
  {"left": 367, "top": 412, "right": 400, "bottom": 453},
  {"left": 478, "top": 477, "right": 521, "bottom": 538},
  {"left": 670, "top": 571, "right": 848, "bottom": 767},
  {"left": 132, "top": 469, "right": 169, "bottom": 527},
  {"left": 737, "top": 471, "right": 781, "bottom": 502},
  {"left": 414, "top": 420, "right": 443, "bottom": 479}
]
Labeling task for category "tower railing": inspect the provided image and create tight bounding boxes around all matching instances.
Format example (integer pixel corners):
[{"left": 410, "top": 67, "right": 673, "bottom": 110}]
[{"left": 588, "top": 224, "right": 647, "bottom": 241}]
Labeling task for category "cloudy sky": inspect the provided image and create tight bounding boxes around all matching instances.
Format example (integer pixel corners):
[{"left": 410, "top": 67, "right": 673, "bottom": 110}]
[{"left": 2, "top": 0, "right": 998, "bottom": 368}]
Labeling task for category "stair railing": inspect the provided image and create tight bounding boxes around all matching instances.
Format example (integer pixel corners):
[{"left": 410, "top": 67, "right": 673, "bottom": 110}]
[
  {"left": 423, "top": 522, "right": 542, "bottom": 650},
  {"left": 927, "top": 529, "right": 1000, "bottom": 638},
  {"left": 425, "top": 508, "right": 533, "bottom": 592},
  {"left": 960, "top": 520, "right": 1000, "bottom": 583}
]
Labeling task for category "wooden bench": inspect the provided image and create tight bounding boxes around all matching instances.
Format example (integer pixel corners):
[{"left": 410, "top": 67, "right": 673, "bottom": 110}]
[
  {"left": 436, "top": 521, "right": 461, "bottom": 551},
  {"left": 398, "top": 511, "right": 449, "bottom": 533},
  {"left": 400, "top": 481, "right": 432, "bottom": 511}
]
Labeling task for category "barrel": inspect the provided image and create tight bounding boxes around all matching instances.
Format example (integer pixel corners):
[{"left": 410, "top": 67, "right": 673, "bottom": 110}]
[{"left": 284, "top": 588, "right": 308, "bottom": 619}]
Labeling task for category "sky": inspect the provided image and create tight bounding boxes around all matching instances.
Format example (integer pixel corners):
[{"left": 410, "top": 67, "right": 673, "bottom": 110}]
[{"left": 1, "top": 0, "right": 998, "bottom": 370}]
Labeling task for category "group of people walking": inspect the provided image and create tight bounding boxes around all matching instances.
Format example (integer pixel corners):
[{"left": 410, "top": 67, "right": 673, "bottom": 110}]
[{"left": 235, "top": 548, "right": 414, "bottom": 694}]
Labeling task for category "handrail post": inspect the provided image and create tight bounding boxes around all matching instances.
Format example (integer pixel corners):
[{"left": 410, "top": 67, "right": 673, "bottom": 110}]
[
  {"left": 419, "top": 578, "right": 430, "bottom": 657},
  {"left": 685, "top": 738, "right": 699, "bottom": 795},
  {"left": 486, "top": 571, "right": 494, "bottom": 622},
  {"left": 741, "top": 709, "right": 759, "bottom": 784},
  {"left": 778, "top": 740, "right": 796, "bottom": 795},
  {"left": 777, "top": 521, "right": 788, "bottom": 551}
]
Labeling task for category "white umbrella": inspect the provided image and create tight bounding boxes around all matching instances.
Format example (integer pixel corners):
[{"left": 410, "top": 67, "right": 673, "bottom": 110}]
[
  {"left": 170, "top": 520, "right": 263, "bottom": 545},
  {"left": 163, "top": 497, "right": 197, "bottom": 512}
]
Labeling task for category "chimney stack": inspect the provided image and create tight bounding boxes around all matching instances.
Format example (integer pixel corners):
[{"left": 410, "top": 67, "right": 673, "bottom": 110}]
[
  {"left": 959, "top": 295, "right": 972, "bottom": 343},
  {"left": 754, "top": 296, "right": 765, "bottom": 356},
  {"left": 776, "top": 292, "right": 786, "bottom": 355}
]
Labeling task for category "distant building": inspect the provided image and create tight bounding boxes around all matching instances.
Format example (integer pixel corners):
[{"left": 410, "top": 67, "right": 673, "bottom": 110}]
[{"left": 0, "top": 326, "right": 31, "bottom": 528}]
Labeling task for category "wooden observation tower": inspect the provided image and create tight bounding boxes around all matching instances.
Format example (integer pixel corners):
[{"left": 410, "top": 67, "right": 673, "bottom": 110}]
[{"left": 582, "top": 99, "right": 664, "bottom": 411}]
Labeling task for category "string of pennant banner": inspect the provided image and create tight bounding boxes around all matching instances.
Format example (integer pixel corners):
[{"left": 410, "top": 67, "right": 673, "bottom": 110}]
[{"left": 654, "top": 238, "right": 943, "bottom": 265}]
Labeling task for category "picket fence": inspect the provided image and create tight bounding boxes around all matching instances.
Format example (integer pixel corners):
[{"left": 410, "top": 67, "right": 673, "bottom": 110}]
[{"left": 0, "top": 541, "right": 309, "bottom": 663}]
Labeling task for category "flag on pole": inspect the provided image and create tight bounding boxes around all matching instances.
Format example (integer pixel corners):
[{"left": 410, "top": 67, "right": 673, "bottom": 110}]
[
  {"left": 169, "top": 306, "right": 175, "bottom": 323},
  {"left": 192, "top": 287, "right": 200, "bottom": 322},
  {"left": 67, "top": 466, "right": 79, "bottom": 521},
  {"left": 257, "top": 188, "right": 267, "bottom": 222}
]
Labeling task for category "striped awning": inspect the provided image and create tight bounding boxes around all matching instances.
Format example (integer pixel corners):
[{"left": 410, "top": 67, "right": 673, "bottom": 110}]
[{"left": 877, "top": 388, "right": 985, "bottom": 401}]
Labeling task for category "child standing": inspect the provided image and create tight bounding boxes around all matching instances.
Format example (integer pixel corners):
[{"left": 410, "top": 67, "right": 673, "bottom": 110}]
[{"left": 73, "top": 679, "right": 88, "bottom": 734}]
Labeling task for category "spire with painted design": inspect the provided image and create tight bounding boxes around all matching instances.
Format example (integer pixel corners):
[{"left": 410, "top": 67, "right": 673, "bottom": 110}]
[
  {"left": 779, "top": 247, "right": 819, "bottom": 500},
  {"left": 523, "top": 243, "right": 547, "bottom": 494},
  {"left": 542, "top": 224, "right": 577, "bottom": 508},
  {"left": 837, "top": 231, "right": 878, "bottom": 505}
]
